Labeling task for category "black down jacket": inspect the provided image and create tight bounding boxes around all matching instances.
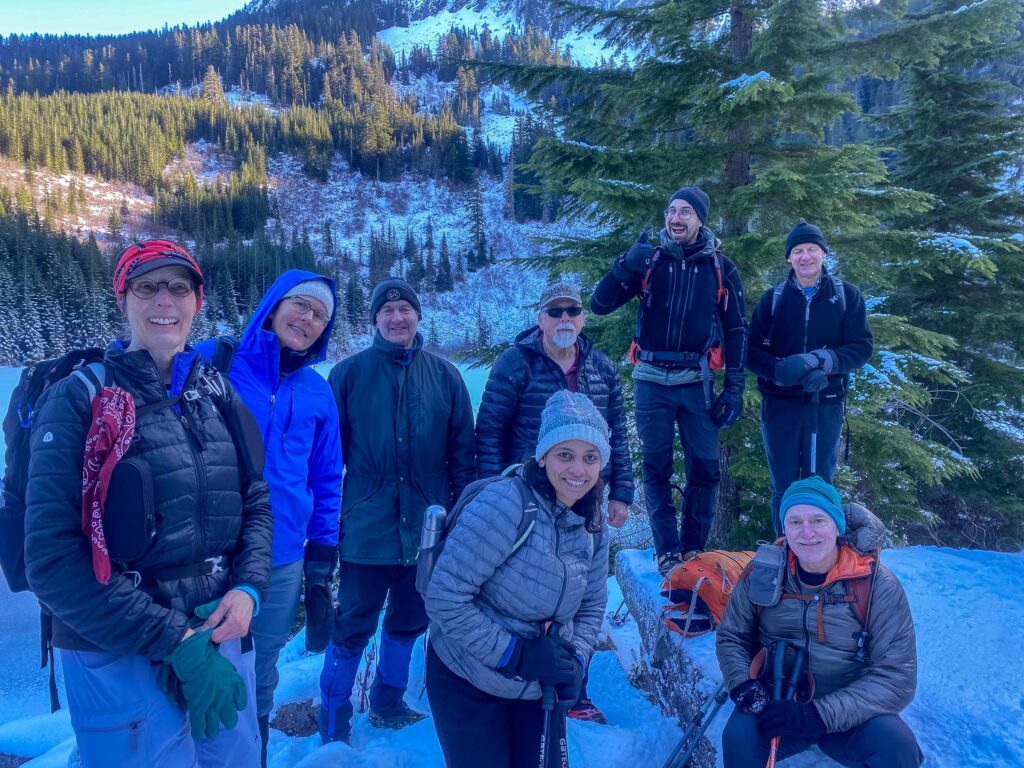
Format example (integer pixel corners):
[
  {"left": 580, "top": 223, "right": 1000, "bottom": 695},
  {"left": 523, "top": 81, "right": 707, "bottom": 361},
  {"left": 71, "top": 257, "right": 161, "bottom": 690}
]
[
  {"left": 747, "top": 267, "right": 872, "bottom": 403},
  {"left": 475, "top": 328, "right": 634, "bottom": 505},
  {"left": 24, "top": 343, "right": 273, "bottom": 661}
]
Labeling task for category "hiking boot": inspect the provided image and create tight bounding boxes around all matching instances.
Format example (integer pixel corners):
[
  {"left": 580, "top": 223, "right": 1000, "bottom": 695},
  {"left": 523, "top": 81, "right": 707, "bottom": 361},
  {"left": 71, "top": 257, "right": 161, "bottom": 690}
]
[
  {"left": 657, "top": 551, "right": 683, "bottom": 577},
  {"left": 368, "top": 700, "right": 428, "bottom": 730},
  {"left": 682, "top": 549, "right": 703, "bottom": 562},
  {"left": 567, "top": 698, "right": 608, "bottom": 725}
]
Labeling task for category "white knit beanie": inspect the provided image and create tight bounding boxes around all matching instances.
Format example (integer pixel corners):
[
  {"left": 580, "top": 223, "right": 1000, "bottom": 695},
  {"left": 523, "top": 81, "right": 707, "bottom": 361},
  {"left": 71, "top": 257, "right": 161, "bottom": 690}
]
[
  {"left": 534, "top": 391, "right": 611, "bottom": 468},
  {"left": 282, "top": 279, "right": 335, "bottom": 318}
]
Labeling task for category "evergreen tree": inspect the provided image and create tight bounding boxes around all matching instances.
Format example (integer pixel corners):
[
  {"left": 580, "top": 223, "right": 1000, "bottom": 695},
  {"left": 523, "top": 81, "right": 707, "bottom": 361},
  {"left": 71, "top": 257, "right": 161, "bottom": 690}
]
[
  {"left": 492, "top": 0, "right": 1004, "bottom": 540},
  {"left": 201, "top": 65, "right": 226, "bottom": 105},
  {"left": 436, "top": 233, "right": 454, "bottom": 292}
]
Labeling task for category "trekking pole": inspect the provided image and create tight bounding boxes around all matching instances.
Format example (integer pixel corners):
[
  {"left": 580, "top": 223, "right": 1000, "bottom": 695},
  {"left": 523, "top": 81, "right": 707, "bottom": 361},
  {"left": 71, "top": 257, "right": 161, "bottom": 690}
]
[
  {"left": 765, "top": 640, "right": 790, "bottom": 768},
  {"left": 660, "top": 680, "right": 729, "bottom": 768},
  {"left": 538, "top": 622, "right": 563, "bottom": 768},
  {"left": 809, "top": 392, "right": 820, "bottom": 476}
]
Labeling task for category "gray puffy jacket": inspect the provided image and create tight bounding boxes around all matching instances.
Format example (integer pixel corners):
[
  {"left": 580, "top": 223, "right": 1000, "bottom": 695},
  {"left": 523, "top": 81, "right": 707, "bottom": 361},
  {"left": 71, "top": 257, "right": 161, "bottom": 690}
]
[
  {"left": 716, "top": 506, "right": 917, "bottom": 733},
  {"left": 425, "top": 473, "right": 609, "bottom": 699}
]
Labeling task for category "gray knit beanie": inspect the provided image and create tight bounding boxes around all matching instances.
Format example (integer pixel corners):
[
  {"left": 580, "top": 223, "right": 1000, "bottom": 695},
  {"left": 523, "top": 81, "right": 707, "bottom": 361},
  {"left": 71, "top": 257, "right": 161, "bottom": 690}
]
[
  {"left": 282, "top": 279, "right": 335, "bottom": 318},
  {"left": 534, "top": 391, "right": 611, "bottom": 468}
]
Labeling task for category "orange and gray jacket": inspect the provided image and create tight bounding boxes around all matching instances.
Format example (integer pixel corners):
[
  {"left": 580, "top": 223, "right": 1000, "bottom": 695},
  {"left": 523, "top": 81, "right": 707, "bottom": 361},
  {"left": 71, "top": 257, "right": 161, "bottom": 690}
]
[{"left": 715, "top": 509, "right": 917, "bottom": 733}]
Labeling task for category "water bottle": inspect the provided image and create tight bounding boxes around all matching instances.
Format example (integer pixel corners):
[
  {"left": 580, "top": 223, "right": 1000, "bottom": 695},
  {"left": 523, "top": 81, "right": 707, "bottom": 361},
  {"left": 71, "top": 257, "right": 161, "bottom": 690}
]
[{"left": 415, "top": 504, "right": 447, "bottom": 595}]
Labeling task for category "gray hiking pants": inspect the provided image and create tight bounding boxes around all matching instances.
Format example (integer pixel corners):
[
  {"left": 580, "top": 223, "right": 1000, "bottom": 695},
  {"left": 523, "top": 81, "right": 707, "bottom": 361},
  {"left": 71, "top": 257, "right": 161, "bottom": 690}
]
[
  {"left": 60, "top": 637, "right": 259, "bottom": 768},
  {"left": 250, "top": 558, "right": 304, "bottom": 717}
]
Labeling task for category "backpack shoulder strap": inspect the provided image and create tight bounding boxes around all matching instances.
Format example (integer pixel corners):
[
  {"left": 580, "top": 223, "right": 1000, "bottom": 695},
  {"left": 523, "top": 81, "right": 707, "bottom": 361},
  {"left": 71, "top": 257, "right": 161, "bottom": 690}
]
[
  {"left": 70, "top": 362, "right": 109, "bottom": 402},
  {"left": 770, "top": 282, "right": 786, "bottom": 317},
  {"left": 211, "top": 336, "right": 238, "bottom": 375},
  {"left": 509, "top": 475, "right": 538, "bottom": 555},
  {"left": 830, "top": 274, "right": 846, "bottom": 316}
]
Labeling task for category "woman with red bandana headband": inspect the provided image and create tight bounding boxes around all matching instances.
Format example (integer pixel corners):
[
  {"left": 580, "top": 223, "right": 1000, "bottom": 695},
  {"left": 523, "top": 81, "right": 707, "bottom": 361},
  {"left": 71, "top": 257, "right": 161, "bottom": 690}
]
[{"left": 24, "top": 239, "right": 272, "bottom": 768}]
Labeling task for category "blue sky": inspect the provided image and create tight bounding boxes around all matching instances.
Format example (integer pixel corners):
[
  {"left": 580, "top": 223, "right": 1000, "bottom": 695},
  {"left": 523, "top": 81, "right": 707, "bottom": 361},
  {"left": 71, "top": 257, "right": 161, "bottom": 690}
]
[{"left": 0, "top": 0, "right": 247, "bottom": 36}]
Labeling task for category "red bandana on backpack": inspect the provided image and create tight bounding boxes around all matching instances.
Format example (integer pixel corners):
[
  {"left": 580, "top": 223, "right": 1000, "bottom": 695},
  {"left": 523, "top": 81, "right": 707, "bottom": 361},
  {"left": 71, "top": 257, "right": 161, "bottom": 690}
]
[{"left": 81, "top": 387, "right": 136, "bottom": 584}]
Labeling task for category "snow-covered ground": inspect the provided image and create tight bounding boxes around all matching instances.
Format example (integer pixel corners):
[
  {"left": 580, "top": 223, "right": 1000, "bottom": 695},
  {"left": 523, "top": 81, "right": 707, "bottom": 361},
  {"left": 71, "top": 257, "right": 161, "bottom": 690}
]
[{"left": 1, "top": 366, "right": 1022, "bottom": 767}]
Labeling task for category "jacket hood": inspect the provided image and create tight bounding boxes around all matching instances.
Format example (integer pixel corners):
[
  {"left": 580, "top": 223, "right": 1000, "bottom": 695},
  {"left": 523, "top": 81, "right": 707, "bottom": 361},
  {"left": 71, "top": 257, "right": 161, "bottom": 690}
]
[{"left": 240, "top": 269, "right": 337, "bottom": 365}]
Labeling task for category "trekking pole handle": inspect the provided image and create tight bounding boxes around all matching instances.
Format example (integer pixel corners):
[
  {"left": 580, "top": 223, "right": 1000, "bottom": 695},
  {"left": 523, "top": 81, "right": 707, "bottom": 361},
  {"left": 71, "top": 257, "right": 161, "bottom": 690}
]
[
  {"left": 540, "top": 621, "right": 563, "bottom": 712},
  {"left": 784, "top": 647, "right": 807, "bottom": 701},
  {"left": 771, "top": 639, "right": 789, "bottom": 701}
]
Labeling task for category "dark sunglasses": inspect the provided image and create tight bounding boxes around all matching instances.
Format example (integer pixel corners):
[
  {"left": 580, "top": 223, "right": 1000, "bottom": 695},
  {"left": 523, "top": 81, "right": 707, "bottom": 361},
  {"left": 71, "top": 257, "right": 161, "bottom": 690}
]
[
  {"left": 543, "top": 306, "right": 584, "bottom": 319},
  {"left": 127, "top": 278, "right": 195, "bottom": 299}
]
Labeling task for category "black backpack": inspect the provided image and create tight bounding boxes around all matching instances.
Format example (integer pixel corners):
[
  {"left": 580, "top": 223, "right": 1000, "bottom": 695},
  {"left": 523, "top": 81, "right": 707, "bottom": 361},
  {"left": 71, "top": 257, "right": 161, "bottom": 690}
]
[{"left": 1, "top": 349, "right": 106, "bottom": 592}]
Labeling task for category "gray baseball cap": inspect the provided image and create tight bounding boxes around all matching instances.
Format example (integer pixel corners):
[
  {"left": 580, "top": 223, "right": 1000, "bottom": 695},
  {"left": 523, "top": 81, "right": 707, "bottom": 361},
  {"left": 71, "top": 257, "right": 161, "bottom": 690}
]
[{"left": 539, "top": 281, "right": 582, "bottom": 309}]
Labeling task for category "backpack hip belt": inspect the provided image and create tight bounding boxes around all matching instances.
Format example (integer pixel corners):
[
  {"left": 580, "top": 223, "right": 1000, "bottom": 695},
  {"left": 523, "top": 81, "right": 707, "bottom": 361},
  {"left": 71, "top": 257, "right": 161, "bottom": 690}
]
[{"left": 124, "top": 554, "right": 232, "bottom": 588}]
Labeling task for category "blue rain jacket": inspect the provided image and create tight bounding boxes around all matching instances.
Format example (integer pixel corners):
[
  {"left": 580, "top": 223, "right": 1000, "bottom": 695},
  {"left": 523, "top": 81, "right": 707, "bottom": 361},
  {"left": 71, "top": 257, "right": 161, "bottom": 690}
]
[{"left": 197, "top": 270, "right": 343, "bottom": 567}]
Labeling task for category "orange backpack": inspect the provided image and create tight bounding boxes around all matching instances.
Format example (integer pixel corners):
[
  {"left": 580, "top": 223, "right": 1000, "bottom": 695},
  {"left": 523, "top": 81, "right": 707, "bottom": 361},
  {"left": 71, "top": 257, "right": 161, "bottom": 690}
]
[{"left": 660, "top": 550, "right": 754, "bottom": 637}]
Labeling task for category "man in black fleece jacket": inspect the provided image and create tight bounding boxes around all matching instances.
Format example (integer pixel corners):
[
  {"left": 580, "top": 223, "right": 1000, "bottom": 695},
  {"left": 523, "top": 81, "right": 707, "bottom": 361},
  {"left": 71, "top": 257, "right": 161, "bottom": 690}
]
[
  {"left": 591, "top": 186, "right": 747, "bottom": 575},
  {"left": 746, "top": 220, "right": 872, "bottom": 533}
]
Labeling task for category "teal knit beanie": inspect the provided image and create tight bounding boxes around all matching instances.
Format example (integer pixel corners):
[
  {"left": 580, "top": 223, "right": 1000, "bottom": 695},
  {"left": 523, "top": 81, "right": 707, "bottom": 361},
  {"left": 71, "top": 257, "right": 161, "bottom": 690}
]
[{"left": 779, "top": 476, "right": 845, "bottom": 535}]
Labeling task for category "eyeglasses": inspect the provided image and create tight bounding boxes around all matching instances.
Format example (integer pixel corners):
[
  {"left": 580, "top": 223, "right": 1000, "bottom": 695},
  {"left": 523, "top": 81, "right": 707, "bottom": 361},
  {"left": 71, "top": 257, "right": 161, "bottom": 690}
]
[
  {"left": 664, "top": 207, "right": 698, "bottom": 220},
  {"left": 543, "top": 306, "right": 584, "bottom": 319},
  {"left": 127, "top": 277, "right": 195, "bottom": 299},
  {"left": 785, "top": 516, "right": 834, "bottom": 531},
  {"left": 288, "top": 297, "right": 330, "bottom": 326}
]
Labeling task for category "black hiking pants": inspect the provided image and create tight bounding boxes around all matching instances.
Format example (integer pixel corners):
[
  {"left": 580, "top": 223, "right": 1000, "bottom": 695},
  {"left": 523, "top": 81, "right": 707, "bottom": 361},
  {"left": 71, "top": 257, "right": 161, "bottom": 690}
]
[
  {"left": 722, "top": 710, "right": 923, "bottom": 768},
  {"left": 761, "top": 396, "right": 844, "bottom": 535},
  {"left": 426, "top": 643, "right": 568, "bottom": 768},
  {"left": 635, "top": 379, "right": 720, "bottom": 555}
]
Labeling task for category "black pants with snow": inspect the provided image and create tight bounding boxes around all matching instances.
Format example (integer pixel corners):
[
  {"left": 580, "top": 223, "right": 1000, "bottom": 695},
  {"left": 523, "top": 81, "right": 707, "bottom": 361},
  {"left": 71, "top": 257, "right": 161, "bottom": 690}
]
[
  {"left": 722, "top": 710, "right": 923, "bottom": 768},
  {"left": 426, "top": 643, "right": 568, "bottom": 768},
  {"left": 331, "top": 562, "right": 429, "bottom": 651},
  {"left": 761, "top": 396, "right": 844, "bottom": 536},
  {"left": 635, "top": 379, "right": 720, "bottom": 555}
]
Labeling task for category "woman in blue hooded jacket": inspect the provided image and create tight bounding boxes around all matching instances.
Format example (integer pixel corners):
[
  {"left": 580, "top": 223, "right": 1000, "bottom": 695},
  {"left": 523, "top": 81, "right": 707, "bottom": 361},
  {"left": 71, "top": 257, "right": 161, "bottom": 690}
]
[{"left": 198, "top": 269, "right": 343, "bottom": 767}]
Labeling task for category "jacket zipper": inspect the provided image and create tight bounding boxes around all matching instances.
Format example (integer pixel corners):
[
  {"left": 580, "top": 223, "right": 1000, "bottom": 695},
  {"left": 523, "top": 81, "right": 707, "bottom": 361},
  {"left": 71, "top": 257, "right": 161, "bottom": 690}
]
[
  {"left": 181, "top": 407, "right": 207, "bottom": 560},
  {"left": 802, "top": 294, "right": 812, "bottom": 352},
  {"left": 551, "top": 510, "right": 569, "bottom": 621}
]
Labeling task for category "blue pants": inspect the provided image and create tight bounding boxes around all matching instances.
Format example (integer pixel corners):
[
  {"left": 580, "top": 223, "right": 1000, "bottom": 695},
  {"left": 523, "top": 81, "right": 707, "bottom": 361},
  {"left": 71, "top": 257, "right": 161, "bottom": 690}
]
[
  {"left": 722, "top": 710, "right": 923, "bottom": 767},
  {"left": 761, "top": 397, "right": 844, "bottom": 535},
  {"left": 250, "top": 559, "right": 304, "bottom": 718},
  {"left": 60, "top": 638, "right": 260, "bottom": 768},
  {"left": 635, "top": 380, "right": 721, "bottom": 555}
]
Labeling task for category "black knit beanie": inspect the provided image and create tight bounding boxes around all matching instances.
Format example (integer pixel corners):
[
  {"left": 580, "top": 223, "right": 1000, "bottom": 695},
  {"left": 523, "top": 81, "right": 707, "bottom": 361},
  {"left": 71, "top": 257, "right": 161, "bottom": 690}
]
[
  {"left": 370, "top": 278, "right": 422, "bottom": 321},
  {"left": 785, "top": 220, "right": 829, "bottom": 259},
  {"left": 668, "top": 186, "right": 710, "bottom": 225}
]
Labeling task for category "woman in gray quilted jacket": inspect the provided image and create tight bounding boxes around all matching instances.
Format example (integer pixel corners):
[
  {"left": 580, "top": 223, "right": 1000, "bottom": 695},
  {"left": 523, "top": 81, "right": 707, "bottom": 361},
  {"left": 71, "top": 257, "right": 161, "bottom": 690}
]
[
  {"left": 424, "top": 390, "right": 610, "bottom": 768},
  {"left": 715, "top": 476, "right": 922, "bottom": 768}
]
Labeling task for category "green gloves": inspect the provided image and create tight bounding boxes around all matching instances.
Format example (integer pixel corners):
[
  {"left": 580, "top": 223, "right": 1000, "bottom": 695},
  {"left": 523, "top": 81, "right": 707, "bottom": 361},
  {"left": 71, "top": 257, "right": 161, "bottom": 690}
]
[{"left": 160, "top": 629, "right": 248, "bottom": 740}]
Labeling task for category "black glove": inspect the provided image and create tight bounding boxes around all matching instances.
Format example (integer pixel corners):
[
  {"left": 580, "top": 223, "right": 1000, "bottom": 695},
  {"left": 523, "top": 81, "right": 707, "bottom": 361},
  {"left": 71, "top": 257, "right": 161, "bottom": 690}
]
[
  {"left": 800, "top": 368, "right": 829, "bottom": 394},
  {"left": 757, "top": 700, "right": 827, "bottom": 739},
  {"left": 498, "top": 634, "right": 578, "bottom": 687},
  {"left": 729, "top": 679, "right": 770, "bottom": 715},
  {"left": 712, "top": 388, "right": 743, "bottom": 428},
  {"left": 303, "top": 542, "right": 337, "bottom": 654},
  {"left": 623, "top": 232, "right": 654, "bottom": 273},
  {"left": 774, "top": 353, "right": 821, "bottom": 387}
]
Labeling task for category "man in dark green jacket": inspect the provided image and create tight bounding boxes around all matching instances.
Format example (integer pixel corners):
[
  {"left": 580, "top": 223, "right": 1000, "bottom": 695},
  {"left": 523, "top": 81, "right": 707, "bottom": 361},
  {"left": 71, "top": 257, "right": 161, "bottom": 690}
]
[{"left": 318, "top": 278, "right": 476, "bottom": 744}]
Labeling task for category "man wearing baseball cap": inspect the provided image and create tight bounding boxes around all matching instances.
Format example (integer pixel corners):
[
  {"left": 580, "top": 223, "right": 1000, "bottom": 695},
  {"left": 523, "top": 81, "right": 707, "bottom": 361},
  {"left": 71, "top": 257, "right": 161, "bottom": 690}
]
[
  {"left": 746, "top": 220, "right": 873, "bottom": 533},
  {"left": 318, "top": 277, "right": 476, "bottom": 744}
]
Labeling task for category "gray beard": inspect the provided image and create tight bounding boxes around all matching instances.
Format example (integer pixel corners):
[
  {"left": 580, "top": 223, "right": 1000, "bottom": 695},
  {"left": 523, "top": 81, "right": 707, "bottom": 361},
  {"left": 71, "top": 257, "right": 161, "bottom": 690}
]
[{"left": 553, "top": 328, "right": 577, "bottom": 349}]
